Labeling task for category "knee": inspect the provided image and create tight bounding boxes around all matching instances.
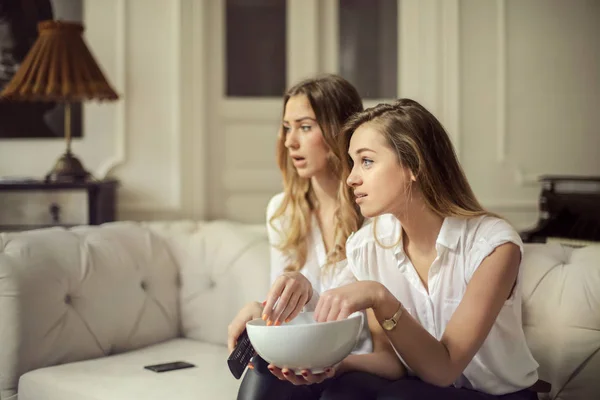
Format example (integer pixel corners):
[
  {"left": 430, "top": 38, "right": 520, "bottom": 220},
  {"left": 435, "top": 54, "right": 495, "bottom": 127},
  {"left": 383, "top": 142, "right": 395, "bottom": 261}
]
[{"left": 236, "top": 368, "right": 280, "bottom": 400}]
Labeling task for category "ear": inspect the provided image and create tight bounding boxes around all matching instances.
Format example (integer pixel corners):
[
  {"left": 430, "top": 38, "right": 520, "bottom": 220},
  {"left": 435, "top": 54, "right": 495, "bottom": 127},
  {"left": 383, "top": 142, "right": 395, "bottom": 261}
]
[{"left": 410, "top": 173, "right": 416, "bottom": 182}]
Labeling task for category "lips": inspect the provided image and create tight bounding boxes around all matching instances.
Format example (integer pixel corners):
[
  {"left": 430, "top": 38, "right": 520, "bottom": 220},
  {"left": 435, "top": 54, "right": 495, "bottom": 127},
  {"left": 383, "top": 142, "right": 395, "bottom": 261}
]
[{"left": 354, "top": 192, "right": 367, "bottom": 198}]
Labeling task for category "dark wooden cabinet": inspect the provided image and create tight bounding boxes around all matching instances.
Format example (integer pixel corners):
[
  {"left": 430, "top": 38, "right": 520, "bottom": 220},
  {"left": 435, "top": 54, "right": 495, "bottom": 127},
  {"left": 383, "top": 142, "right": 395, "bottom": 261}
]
[{"left": 0, "top": 179, "right": 119, "bottom": 232}]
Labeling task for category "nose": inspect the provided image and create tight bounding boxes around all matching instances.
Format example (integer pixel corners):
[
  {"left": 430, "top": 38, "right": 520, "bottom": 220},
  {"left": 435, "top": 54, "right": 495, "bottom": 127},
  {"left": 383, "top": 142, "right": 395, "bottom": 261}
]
[
  {"left": 346, "top": 167, "right": 361, "bottom": 187},
  {"left": 284, "top": 128, "right": 299, "bottom": 149}
]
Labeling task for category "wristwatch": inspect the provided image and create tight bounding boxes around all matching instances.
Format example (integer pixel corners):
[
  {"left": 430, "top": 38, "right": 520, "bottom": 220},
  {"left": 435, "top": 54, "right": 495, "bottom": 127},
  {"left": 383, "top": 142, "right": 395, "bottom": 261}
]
[{"left": 381, "top": 302, "right": 404, "bottom": 331}]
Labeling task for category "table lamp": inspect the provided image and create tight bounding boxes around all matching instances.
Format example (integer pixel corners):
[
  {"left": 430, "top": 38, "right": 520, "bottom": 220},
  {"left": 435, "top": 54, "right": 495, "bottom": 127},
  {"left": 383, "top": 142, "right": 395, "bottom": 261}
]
[{"left": 0, "top": 20, "right": 119, "bottom": 182}]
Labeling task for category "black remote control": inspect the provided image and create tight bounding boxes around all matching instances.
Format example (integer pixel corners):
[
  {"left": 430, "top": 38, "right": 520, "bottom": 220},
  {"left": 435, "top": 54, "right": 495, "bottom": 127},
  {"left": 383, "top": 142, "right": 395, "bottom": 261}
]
[{"left": 227, "top": 329, "right": 255, "bottom": 379}]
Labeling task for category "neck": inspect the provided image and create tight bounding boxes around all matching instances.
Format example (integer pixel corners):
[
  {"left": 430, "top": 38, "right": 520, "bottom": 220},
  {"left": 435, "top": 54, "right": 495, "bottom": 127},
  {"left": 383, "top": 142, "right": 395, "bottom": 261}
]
[
  {"left": 392, "top": 198, "right": 444, "bottom": 255},
  {"left": 310, "top": 170, "right": 338, "bottom": 212}
]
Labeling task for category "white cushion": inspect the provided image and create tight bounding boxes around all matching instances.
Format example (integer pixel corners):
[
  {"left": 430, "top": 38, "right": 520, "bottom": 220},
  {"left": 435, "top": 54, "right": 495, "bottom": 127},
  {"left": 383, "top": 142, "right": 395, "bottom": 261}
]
[
  {"left": 18, "top": 338, "right": 240, "bottom": 400},
  {"left": 144, "top": 220, "right": 271, "bottom": 346},
  {"left": 521, "top": 243, "right": 600, "bottom": 400}
]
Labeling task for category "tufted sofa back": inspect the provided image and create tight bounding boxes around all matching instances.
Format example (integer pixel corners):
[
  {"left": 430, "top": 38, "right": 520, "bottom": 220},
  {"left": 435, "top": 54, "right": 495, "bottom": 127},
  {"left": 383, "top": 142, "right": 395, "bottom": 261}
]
[
  {"left": 0, "top": 220, "right": 270, "bottom": 399},
  {"left": 521, "top": 243, "right": 600, "bottom": 400}
]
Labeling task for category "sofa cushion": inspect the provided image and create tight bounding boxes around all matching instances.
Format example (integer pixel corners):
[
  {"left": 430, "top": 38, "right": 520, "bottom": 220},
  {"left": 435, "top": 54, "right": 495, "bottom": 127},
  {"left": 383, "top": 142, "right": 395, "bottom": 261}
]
[
  {"left": 0, "top": 223, "right": 180, "bottom": 398},
  {"left": 18, "top": 338, "right": 240, "bottom": 400},
  {"left": 144, "top": 220, "right": 270, "bottom": 346},
  {"left": 521, "top": 243, "right": 600, "bottom": 400}
]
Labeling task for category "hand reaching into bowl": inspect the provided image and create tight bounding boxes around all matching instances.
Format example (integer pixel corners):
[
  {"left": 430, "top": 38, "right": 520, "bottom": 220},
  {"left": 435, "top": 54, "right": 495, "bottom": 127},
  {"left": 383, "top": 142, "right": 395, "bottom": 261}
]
[
  {"left": 314, "top": 281, "right": 389, "bottom": 322},
  {"left": 262, "top": 271, "right": 313, "bottom": 326}
]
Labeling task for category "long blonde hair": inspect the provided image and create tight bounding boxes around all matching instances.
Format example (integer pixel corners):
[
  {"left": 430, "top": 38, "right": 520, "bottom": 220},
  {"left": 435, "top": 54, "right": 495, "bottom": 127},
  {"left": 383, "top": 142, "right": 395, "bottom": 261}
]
[
  {"left": 338, "top": 99, "right": 496, "bottom": 230},
  {"left": 270, "top": 74, "right": 364, "bottom": 272}
]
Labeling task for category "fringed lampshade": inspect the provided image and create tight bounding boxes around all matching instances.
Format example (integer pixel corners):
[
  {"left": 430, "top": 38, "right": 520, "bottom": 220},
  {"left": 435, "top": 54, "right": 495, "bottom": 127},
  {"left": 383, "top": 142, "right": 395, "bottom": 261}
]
[{"left": 0, "top": 20, "right": 119, "bottom": 182}]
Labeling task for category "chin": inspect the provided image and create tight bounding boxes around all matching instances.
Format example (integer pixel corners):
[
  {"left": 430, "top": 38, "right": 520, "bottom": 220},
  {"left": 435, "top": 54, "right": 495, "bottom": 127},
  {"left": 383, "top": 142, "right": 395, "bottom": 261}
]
[
  {"left": 358, "top": 203, "right": 388, "bottom": 219},
  {"left": 358, "top": 206, "right": 378, "bottom": 219},
  {"left": 295, "top": 169, "right": 314, "bottom": 179}
]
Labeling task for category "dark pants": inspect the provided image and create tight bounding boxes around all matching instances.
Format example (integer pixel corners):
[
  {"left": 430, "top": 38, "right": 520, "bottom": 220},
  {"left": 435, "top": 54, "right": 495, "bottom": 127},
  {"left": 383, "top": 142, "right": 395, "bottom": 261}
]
[
  {"left": 237, "top": 356, "right": 391, "bottom": 400},
  {"left": 237, "top": 357, "right": 539, "bottom": 400},
  {"left": 376, "top": 377, "right": 539, "bottom": 400}
]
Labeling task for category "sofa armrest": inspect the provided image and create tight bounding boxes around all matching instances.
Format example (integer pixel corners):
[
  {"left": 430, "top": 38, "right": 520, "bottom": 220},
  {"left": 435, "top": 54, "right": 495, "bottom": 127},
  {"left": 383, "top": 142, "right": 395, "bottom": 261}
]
[{"left": 0, "top": 223, "right": 180, "bottom": 399}]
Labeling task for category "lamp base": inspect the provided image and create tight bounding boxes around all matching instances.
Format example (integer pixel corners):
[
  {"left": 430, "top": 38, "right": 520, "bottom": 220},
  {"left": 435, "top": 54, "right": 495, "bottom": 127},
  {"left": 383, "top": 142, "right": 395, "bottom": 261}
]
[{"left": 45, "top": 151, "right": 92, "bottom": 182}]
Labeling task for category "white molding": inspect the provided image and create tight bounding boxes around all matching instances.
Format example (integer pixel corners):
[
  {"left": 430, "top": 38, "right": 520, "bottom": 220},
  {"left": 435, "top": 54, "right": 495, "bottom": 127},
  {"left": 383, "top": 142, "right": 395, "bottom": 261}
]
[
  {"left": 441, "top": 0, "right": 460, "bottom": 157},
  {"left": 399, "top": 0, "right": 420, "bottom": 99},
  {"left": 399, "top": 0, "right": 460, "bottom": 157},
  {"left": 319, "top": 0, "right": 338, "bottom": 73},
  {"left": 171, "top": 0, "right": 183, "bottom": 211},
  {"left": 190, "top": 0, "right": 208, "bottom": 219},
  {"left": 97, "top": 0, "right": 127, "bottom": 179},
  {"left": 287, "top": 0, "right": 319, "bottom": 85},
  {"left": 496, "top": 0, "right": 507, "bottom": 164}
]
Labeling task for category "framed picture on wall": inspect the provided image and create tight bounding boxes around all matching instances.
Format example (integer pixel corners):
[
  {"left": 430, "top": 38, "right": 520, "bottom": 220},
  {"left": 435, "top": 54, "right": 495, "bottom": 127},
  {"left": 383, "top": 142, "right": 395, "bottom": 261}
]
[{"left": 0, "top": 0, "right": 83, "bottom": 139}]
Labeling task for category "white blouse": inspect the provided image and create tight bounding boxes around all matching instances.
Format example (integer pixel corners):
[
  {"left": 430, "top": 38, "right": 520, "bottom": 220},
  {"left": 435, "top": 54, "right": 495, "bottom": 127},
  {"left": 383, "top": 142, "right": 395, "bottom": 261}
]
[
  {"left": 346, "top": 213, "right": 539, "bottom": 394},
  {"left": 267, "top": 192, "right": 372, "bottom": 354}
]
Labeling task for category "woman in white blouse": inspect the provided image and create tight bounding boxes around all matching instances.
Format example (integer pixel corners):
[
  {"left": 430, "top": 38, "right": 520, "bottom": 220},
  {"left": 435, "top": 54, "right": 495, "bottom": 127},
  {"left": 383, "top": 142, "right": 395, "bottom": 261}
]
[
  {"left": 230, "top": 75, "right": 404, "bottom": 400},
  {"left": 312, "top": 99, "right": 541, "bottom": 399}
]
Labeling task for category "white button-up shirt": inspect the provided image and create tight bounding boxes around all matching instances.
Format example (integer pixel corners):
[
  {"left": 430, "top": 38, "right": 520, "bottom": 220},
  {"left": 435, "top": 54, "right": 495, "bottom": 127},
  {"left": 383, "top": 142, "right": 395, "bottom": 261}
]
[
  {"left": 346, "top": 213, "right": 539, "bottom": 394},
  {"left": 267, "top": 192, "right": 372, "bottom": 354}
]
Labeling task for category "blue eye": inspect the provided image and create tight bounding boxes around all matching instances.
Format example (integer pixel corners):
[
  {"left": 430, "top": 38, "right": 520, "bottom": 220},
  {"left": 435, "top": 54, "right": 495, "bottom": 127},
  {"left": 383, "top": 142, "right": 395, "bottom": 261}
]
[
  {"left": 362, "top": 158, "right": 373, "bottom": 167},
  {"left": 301, "top": 125, "right": 312, "bottom": 132}
]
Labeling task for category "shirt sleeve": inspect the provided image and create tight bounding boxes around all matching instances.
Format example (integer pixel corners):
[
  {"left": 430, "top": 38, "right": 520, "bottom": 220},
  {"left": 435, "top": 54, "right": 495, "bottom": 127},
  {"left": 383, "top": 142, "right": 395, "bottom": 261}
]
[{"left": 466, "top": 217, "right": 524, "bottom": 282}]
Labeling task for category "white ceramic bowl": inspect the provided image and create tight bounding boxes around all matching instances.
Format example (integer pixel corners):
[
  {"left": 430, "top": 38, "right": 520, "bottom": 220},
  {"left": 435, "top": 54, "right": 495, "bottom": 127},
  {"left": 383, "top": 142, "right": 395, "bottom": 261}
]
[{"left": 246, "top": 311, "right": 363, "bottom": 374}]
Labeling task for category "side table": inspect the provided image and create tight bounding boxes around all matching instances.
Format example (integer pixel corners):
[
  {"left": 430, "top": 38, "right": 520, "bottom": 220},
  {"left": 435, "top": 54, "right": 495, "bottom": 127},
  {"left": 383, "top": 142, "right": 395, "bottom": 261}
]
[{"left": 0, "top": 178, "right": 119, "bottom": 232}]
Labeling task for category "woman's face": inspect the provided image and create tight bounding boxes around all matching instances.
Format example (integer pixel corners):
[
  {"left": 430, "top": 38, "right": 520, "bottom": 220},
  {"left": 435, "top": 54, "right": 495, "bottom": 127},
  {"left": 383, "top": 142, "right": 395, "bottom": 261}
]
[
  {"left": 346, "top": 123, "right": 414, "bottom": 218},
  {"left": 282, "top": 94, "right": 330, "bottom": 179}
]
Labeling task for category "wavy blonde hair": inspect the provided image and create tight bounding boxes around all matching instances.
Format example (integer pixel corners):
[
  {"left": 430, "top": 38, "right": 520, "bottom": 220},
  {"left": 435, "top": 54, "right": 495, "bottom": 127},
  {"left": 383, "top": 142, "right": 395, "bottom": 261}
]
[
  {"left": 270, "top": 74, "right": 364, "bottom": 272},
  {"left": 338, "top": 98, "right": 498, "bottom": 243}
]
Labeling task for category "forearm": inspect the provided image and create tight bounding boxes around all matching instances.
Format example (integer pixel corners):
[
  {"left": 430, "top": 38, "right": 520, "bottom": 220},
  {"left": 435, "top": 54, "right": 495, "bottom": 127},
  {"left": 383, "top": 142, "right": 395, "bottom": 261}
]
[
  {"left": 373, "top": 290, "right": 457, "bottom": 386},
  {"left": 339, "top": 351, "right": 405, "bottom": 380}
]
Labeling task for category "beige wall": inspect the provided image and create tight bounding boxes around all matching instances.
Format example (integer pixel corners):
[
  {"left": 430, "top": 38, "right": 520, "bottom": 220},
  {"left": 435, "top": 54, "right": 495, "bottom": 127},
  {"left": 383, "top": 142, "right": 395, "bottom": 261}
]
[{"left": 0, "top": 0, "right": 598, "bottom": 231}]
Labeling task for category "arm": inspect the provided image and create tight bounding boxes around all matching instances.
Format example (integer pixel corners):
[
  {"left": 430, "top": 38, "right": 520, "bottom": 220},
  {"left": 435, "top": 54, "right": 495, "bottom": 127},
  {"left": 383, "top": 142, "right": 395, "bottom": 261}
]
[
  {"left": 372, "top": 242, "right": 521, "bottom": 387},
  {"left": 338, "top": 309, "right": 406, "bottom": 380},
  {"left": 263, "top": 195, "right": 315, "bottom": 324}
]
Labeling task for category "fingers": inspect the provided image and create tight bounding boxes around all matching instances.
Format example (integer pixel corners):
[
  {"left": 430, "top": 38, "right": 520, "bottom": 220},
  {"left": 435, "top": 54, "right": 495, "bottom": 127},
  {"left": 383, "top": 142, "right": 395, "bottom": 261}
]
[
  {"left": 267, "top": 365, "right": 285, "bottom": 380},
  {"left": 264, "top": 274, "right": 311, "bottom": 325},
  {"left": 227, "top": 320, "right": 244, "bottom": 353},
  {"left": 227, "top": 302, "right": 264, "bottom": 352},
  {"left": 325, "top": 297, "right": 343, "bottom": 322},
  {"left": 286, "top": 291, "right": 308, "bottom": 322},
  {"left": 263, "top": 278, "right": 286, "bottom": 323},
  {"left": 275, "top": 289, "right": 301, "bottom": 325},
  {"left": 314, "top": 294, "right": 340, "bottom": 323},
  {"left": 267, "top": 364, "right": 335, "bottom": 385}
]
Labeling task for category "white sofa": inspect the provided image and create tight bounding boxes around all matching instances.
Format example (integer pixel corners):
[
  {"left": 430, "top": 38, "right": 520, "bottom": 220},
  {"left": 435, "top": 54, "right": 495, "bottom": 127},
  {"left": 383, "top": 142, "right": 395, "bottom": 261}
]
[{"left": 0, "top": 220, "right": 598, "bottom": 400}]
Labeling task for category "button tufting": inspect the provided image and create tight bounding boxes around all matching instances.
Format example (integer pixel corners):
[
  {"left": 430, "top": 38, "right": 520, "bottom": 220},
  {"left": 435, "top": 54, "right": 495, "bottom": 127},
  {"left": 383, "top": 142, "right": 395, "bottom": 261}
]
[
  {"left": 64, "top": 294, "right": 72, "bottom": 304},
  {"left": 208, "top": 279, "right": 216, "bottom": 289},
  {"left": 140, "top": 281, "right": 147, "bottom": 290}
]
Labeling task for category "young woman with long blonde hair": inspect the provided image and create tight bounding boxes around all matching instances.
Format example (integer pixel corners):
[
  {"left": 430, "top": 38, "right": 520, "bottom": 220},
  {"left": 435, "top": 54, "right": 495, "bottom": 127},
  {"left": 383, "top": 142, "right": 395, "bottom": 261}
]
[{"left": 228, "top": 75, "right": 404, "bottom": 400}]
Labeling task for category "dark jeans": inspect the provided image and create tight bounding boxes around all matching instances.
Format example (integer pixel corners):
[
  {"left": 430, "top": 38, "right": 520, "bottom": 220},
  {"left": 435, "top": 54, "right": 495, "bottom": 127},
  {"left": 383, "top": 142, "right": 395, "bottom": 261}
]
[
  {"left": 376, "top": 376, "right": 539, "bottom": 400},
  {"left": 237, "top": 357, "right": 539, "bottom": 400},
  {"left": 237, "top": 356, "right": 391, "bottom": 400}
]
